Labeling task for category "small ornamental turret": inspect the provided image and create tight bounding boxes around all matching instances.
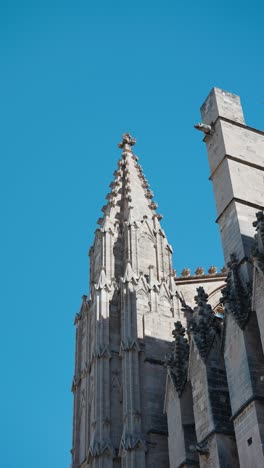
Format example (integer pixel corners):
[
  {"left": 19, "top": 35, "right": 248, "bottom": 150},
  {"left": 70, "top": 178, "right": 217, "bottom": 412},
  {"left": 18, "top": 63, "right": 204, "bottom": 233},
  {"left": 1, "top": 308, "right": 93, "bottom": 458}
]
[
  {"left": 172, "top": 321, "right": 189, "bottom": 394},
  {"left": 221, "top": 254, "right": 251, "bottom": 328},
  {"left": 188, "top": 287, "right": 216, "bottom": 360},
  {"left": 165, "top": 321, "right": 189, "bottom": 396}
]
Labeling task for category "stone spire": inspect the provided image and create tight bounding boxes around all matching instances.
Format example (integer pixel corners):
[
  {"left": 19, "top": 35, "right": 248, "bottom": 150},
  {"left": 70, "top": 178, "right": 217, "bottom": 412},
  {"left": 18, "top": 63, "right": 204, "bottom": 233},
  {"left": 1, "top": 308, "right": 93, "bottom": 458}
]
[
  {"left": 91, "top": 132, "right": 173, "bottom": 285},
  {"left": 71, "top": 134, "right": 176, "bottom": 468}
]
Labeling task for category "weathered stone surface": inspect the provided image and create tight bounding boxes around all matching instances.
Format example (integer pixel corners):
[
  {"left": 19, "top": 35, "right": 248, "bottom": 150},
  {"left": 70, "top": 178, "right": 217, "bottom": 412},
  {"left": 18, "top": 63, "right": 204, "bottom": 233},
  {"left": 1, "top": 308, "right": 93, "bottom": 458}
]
[
  {"left": 72, "top": 88, "right": 264, "bottom": 468},
  {"left": 199, "top": 88, "right": 264, "bottom": 468},
  {"left": 72, "top": 134, "right": 177, "bottom": 468}
]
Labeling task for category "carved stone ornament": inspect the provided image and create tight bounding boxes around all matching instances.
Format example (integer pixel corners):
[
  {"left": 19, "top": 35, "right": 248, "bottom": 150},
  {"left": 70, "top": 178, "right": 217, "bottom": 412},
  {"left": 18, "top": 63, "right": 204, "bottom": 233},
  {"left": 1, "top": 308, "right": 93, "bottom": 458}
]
[
  {"left": 92, "top": 344, "right": 111, "bottom": 360},
  {"left": 120, "top": 339, "right": 140, "bottom": 354},
  {"left": 142, "top": 181, "right": 149, "bottom": 189},
  {"left": 118, "top": 133, "right": 136, "bottom": 149},
  {"left": 149, "top": 201, "right": 158, "bottom": 210},
  {"left": 122, "top": 261, "right": 138, "bottom": 284},
  {"left": 252, "top": 211, "right": 264, "bottom": 276},
  {"left": 188, "top": 287, "right": 216, "bottom": 360},
  {"left": 88, "top": 439, "right": 115, "bottom": 459},
  {"left": 208, "top": 265, "right": 217, "bottom": 275},
  {"left": 119, "top": 433, "right": 147, "bottom": 454},
  {"left": 165, "top": 321, "right": 189, "bottom": 395},
  {"left": 145, "top": 190, "right": 154, "bottom": 199},
  {"left": 195, "top": 266, "right": 204, "bottom": 276},
  {"left": 221, "top": 254, "right": 251, "bottom": 329},
  {"left": 194, "top": 122, "right": 214, "bottom": 136},
  {"left": 181, "top": 268, "right": 191, "bottom": 277},
  {"left": 94, "top": 268, "right": 111, "bottom": 291}
]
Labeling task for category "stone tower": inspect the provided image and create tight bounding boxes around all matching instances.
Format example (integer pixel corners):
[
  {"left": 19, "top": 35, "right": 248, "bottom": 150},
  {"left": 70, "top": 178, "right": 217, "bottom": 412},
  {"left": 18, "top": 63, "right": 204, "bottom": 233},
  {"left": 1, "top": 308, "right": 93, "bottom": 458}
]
[
  {"left": 199, "top": 88, "right": 264, "bottom": 468},
  {"left": 71, "top": 133, "right": 177, "bottom": 468}
]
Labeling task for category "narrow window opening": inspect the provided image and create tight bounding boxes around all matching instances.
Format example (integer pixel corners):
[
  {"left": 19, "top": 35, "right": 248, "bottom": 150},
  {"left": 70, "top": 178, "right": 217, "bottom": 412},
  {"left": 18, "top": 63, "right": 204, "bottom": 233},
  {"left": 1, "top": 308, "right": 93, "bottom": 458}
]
[{"left": 247, "top": 437, "right": 252, "bottom": 446}]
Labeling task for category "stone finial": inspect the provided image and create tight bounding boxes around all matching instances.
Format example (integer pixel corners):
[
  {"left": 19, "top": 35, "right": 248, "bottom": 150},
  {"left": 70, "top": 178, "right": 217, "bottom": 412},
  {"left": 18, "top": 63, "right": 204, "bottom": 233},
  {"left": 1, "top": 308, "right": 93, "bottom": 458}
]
[
  {"left": 208, "top": 265, "right": 217, "bottom": 275},
  {"left": 195, "top": 266, "right": 204, "bottom": 276},
  {"left": 188, "top": 287, "right": 216, "bottom": 360},
  {"left": 221, "top": 266, "right": 227, "bottom": 274},
  {"left": 172, "top": 321, "right": 186, "bottom": 340},
  {"left": 221, "top": 254, "right": 251, "bottom": 328},
  {"left": 194, "top": 286, "right": 208, "bottom": 305},
  {"left": 145, "top": 190, "right": 154, "bottom": 199},
  {"left": 181, "top": 268, "right": 191, "bottom": 277},
  {"left": 118, "top": 133, "right": 136, "bottom": 149},
  {"left": 165, "top": 321, "right": 189, "bottom": 395},
  {"left": 149, "top": 201, "right": 158, "bottom": 210}
]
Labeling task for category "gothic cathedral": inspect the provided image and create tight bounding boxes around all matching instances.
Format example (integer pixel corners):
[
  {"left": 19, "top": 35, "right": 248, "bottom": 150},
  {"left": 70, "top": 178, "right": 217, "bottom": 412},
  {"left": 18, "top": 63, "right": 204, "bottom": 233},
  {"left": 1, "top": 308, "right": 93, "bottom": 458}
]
[{"left": 71, "top": 88, "right": 264, "bottom": 468}]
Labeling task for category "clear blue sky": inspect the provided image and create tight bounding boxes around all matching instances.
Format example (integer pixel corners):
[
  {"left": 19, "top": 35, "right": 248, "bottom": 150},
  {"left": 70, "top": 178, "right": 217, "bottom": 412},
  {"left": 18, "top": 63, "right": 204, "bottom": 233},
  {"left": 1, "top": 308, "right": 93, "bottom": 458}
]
[{"left": 1, "top": 1, "right": 263, "bottom": 466}]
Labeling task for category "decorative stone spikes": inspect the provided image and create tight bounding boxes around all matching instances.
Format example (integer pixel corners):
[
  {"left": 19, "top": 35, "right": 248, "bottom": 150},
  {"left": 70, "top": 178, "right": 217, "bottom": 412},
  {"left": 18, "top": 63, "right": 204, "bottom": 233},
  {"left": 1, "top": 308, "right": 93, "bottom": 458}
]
[
  {"left": 221, "top": 254, "right": 251, "bottom": 329},
  {"left": 171, "top": 321, "right": 189, "bottom": 395},
  {"left": 188, "top": 287, "right": 216, "bottom": 360},
  {"left": 252, "top": 211, "right": 264, "bottom": 276}
]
